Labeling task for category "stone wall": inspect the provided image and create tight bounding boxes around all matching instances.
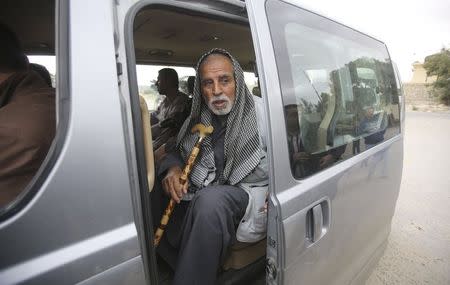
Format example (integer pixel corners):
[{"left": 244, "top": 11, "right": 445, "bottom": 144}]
[
  {"left": 403, "top": 83, "right": 438, "bottom": 105},
  {"left": 402, "top": 83, "right": 449, "bottom": 112}
]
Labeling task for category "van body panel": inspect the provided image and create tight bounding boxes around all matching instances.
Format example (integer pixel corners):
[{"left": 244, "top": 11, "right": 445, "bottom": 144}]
[
  {"left": 0, "top": 0, "right": 146, "bottom": 284},
  {"left": 246, "top": 0, "right": 289, "bottom": 283},
  {"left": 247, "top": 0, "right": 403, "bottom": 284},
  {"left": 77, "top": 256, "right": 146, "bottom": 285},
  {"left": 0, "top": 224, "right": 139, "bottom": 284},
  {"left": 281, "top": 138, "right": 402, "bottom": 284}
]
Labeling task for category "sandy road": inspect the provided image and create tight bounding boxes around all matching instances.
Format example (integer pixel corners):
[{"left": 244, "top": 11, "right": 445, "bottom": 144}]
[{"left": 366, "top": 111, "right": 450, "bottom": 285}]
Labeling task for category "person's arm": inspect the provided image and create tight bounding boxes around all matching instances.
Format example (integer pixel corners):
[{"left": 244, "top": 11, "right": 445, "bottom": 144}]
[
  {"left": 158, "top": 151, "right": 187, "bottom": 203},
  {"left": 150, "top": 110, "right": 159, "bottom": 125},
  {"left": 157, "top": 151, "right": 184, "bottom": 177},
  {"left": 0, "top": 88, "right": 55, "bottom": 206},
  {"left": 151, "top": 123, "right": 162, "bottom": 138}
]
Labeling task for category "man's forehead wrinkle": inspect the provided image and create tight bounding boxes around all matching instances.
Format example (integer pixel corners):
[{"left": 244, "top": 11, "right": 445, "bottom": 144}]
[
  {"left": 200, "top": 54, "right": 233, "bottom": 71},
  {"left": 199, "top": 57, "right": 234, "bottom": 80}
]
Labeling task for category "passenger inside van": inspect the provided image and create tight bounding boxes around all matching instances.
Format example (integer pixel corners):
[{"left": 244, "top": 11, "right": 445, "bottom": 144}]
[
  {"left": 0, "top": 22, "right": 55, "bottom": 207},
  {"left": 186, "top": 75, "right": 195, "bottom": 98},
  {"left": 29, "top": 63, "right": 52, "bottom": 87},
  {"left": 151, "top": 68, "right": 190, "bottom": 158},
  {"left": 151, "top": 49, "right": 268, "bottom": 284}
]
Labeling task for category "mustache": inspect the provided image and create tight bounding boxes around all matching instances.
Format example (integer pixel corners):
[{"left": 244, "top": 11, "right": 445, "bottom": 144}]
[{"left": 210, "top": 95, "right": 230, "bottom": 103}]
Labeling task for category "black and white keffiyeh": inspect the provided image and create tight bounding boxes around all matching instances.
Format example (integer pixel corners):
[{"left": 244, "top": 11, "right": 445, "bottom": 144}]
[{"left": 176, "top": 48, "right": 261, "bottom": 188}]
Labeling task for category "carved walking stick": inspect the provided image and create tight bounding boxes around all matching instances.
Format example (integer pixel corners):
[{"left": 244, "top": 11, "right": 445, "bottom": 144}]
[{"left": 153, "top": 123, "right": 214, "bottom": 247}]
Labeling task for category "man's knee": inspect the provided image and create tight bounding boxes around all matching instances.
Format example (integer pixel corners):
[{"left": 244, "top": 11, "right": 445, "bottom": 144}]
[
  {"left": 191, "top": 185, "right": 247, "bottom": 222},
  {"left": 191, "top": 186, "right": 234, "bottom": 219}
]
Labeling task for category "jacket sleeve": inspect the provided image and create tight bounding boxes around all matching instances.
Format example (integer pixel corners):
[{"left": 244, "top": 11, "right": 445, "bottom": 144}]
[{"left": 157, "top": 151, "right": 185, "bottom": 178}]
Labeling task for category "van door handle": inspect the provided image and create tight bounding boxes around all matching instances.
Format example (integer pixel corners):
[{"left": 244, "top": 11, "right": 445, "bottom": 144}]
[
  {"left": 306, "top": 200, "right": 329, "bottom": 243},
  {"left": 312, "top": 204, "right": 323, "bottom": 242}
]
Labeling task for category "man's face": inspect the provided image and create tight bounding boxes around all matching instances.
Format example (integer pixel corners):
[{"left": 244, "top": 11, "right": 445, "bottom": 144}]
[
  {"left": 199, "top": 54, "right": 236, "bottom": 116},
  {"left": 156, "top": 73, "right": 167, "bottom": 95}
]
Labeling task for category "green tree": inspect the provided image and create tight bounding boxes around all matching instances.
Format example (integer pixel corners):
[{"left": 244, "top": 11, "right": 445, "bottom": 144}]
[{"left": 423, "top": 48, "right": 450, "bottom": 105}]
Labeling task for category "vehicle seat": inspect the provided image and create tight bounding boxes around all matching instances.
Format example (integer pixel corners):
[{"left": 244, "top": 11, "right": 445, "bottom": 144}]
[
  {"left": 222, "top": 238, "right": 266, "bottom": 270},
  {"left": 139, "top": 95, "right": 155, "bottom": 192}
]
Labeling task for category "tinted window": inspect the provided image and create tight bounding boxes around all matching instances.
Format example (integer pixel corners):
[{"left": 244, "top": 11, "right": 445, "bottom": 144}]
[{"left": 267, "top": 0, "right": 401, "bottom": 179}]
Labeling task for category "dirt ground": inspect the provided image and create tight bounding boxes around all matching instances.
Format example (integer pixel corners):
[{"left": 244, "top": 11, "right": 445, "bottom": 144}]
[
  {"left": 366, "top": 111, "right": 450, "bottom": 285},
  {"left": 406, "top": 104, "right": 450, "bottom": 113}
]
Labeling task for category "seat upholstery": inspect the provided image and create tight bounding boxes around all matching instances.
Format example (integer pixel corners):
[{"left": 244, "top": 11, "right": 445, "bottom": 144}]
[
  {"left": 223, "top": 238, "right": 266, "bottom": 270},
  {"left": 139, "top": 95, "right": 155, "bottom": 192}
]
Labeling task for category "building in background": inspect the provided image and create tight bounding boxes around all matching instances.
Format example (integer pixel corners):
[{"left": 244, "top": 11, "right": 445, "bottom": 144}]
[{"left": 409, "top": 61, "right": 437, "bottom": 84}]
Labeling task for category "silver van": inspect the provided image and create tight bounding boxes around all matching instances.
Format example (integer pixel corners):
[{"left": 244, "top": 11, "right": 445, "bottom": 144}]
[{"left": 0, "top": 0, "right": 404, "bottom": 284}]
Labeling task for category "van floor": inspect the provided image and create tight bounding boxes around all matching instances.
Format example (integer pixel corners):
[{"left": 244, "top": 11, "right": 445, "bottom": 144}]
[{"left": 157, "top": 256, "right": 266, "bottom": 285}]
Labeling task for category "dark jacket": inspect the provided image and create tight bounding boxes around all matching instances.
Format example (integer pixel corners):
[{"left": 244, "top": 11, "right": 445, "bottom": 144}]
[{"left": 0, "top": 70, "right": 55, "bottom": 206}]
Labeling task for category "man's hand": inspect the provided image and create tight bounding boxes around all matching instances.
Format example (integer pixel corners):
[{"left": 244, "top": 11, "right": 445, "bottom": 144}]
[
  {"left": 162, "top": 166, "right": 188, "bottom": 203},
  {"left": 319, "top": 154, "right": 334, "bottom": 169},
  {"left": 292, "top": 152, "right": 309, "bottom": 162}
]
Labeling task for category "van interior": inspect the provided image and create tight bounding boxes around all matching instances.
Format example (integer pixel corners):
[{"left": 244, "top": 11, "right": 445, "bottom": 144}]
[{"left": 132, "top": 5, "right": 267, "bottom": 285}]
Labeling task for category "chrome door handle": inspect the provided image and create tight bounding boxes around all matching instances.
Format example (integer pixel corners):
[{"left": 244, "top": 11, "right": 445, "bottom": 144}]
[
  {"left": 307, "top": 199, "right": 330, "bottom": 243},
  {"left": 312, "top": 204, "right": 323, "bottom": 242}
]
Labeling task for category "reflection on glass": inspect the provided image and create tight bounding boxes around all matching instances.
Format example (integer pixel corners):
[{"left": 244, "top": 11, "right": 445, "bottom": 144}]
[{"left": 268, "top": 4, "right": 401, "bottom": 179}]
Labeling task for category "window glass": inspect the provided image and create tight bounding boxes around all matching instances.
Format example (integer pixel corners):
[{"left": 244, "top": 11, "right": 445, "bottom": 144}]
[
  {"left": 267, "top": 0, "right": 401, "bottom": 179},
  {"left": 136, "top": 66, "right": 258, "bottom": 112},
  {"left": 0, "top": 0, "right": 57, "bottom": 209},
  {"left": 28, "top": 55, "right": 56, "bottom": 87},
  {"left": 136, "top": 65, "right": 195, "bottom": 111}
]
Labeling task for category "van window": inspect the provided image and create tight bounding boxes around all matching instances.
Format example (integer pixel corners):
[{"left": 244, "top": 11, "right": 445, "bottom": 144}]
[
  {"left": 28, "top": 55, "right": 56, "bottom": 87},
  {"left": 137, "top": 65, "right": 195, "bottom": 111},
  {"left": 0, "top": 1, "right": 57, "bottom": 211},
  {"left": 136, "top": 65, "right": 259, "bottom": 112},
  {"left": 266, "top": 0, "right": 401, "bottom": 179}
]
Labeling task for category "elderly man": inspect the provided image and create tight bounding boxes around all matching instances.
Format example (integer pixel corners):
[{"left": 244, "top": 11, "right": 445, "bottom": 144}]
[
  {"left": 154, "top": 48, "right": 268, "bottom": 284},
  {"left": 0, "top": 22, "right": 55, "bottom": 206}
]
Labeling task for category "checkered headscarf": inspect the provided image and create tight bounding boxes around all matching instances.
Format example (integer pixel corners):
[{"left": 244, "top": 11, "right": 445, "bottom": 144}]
[{"left": 176, "top": 48, "right": 261, "bottom": 188}]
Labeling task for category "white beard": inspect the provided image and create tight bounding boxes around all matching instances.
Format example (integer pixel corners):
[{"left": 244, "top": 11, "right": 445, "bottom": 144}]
[{"left": 207, "top": 94, "right": 234, "bottom": 116}]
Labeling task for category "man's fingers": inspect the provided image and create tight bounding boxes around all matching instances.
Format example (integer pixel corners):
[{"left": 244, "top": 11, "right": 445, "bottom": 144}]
[
  {"left": 162, "top": 166, "right": 185, "bottom": 203},
  {"left": 162, "top": 178, "right": 170, "bottom": 196},
  {"left": 170, "top": 189, "right": 180, "bottom": 203},
  {"left": 175, "top": 184, "right": 183, "bottom": 200},
  {"left": 168, "top": 179, "right": 180, "bottom": 203},
  {"left": 173, "top": 179, "right": 184, "bottom": 198},
  {"left": 182, "top": 181, "right": 188, "bottom": 194}
]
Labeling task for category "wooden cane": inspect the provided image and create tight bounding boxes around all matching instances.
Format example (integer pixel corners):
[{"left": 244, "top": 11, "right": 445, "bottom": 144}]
[{"left": 153, "top": 123, "right": 214, "bottom": 247}]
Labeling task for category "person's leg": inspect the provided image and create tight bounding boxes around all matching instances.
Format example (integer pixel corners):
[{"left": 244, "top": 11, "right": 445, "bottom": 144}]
[
  {"left": 172, "top": 185, "right": 248, "bottom": 285},
  {"left": 151, "top": 177, "right": 192, "bottom": 269}
]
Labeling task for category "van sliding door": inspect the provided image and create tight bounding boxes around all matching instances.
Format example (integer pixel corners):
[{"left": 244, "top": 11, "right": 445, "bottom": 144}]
[{"left": 246, "top": 0, "right": 403, "bottom": 284}]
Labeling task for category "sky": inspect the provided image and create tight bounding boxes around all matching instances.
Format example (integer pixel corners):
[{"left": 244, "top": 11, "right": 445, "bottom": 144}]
[
  {"left": 28, "top": 0, "right": 450, "bottom": 83},
  {"left": 295, "top": 0, "right": 450, "bottom": 81}
]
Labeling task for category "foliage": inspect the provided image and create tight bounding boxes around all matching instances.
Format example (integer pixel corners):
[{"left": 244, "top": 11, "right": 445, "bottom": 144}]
[{"left": 423, "top": 48, "right": 450, "bottom": 105}]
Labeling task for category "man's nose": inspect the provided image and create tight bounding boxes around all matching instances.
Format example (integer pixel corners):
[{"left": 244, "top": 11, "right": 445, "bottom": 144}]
[{"left": 212, "top": 81, "right": 222, "bottom": 96}]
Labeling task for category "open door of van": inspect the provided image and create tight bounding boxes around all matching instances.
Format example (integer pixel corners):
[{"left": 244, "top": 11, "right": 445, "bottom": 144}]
[{"left": 246, "top": 0, "right": 403, "bottom": 284}]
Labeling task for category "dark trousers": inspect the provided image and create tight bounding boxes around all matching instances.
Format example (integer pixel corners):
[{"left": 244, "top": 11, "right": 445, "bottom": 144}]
[{"left": 151, "top": 183, "right": 248, "bottom": 285}]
